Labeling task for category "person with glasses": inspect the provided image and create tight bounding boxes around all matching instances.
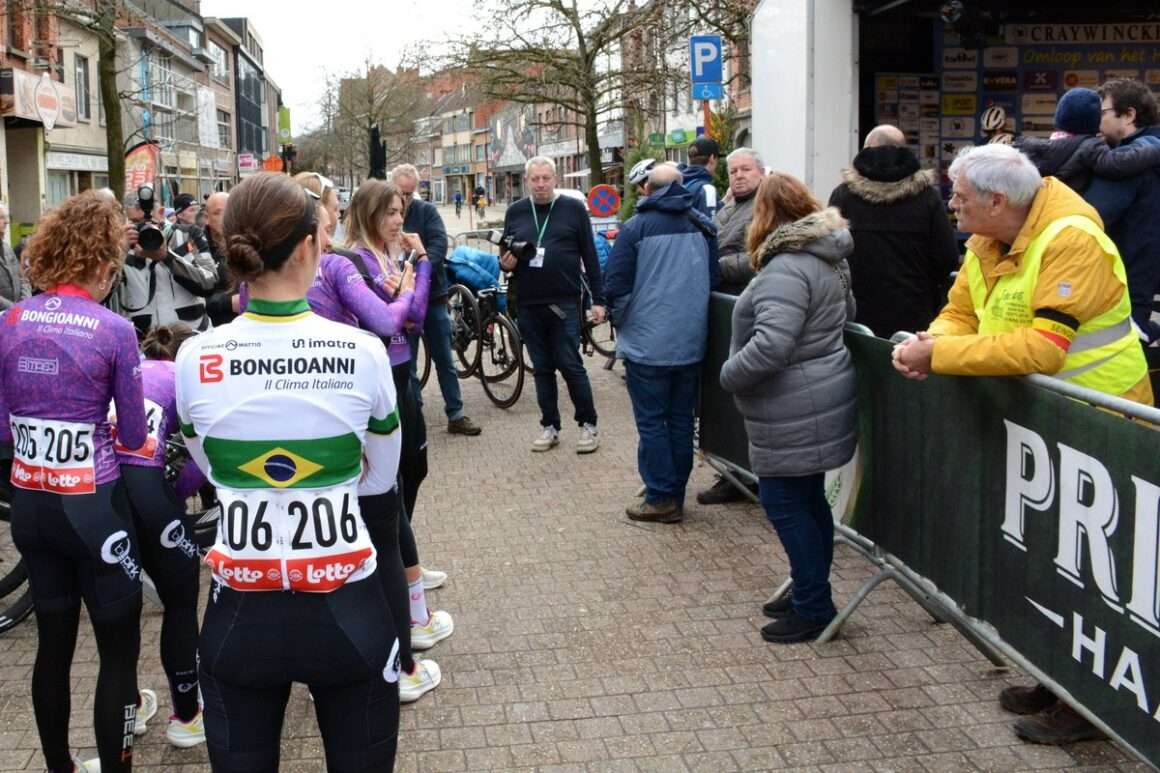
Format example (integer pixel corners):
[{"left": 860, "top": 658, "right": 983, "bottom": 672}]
[
  {"left": 391, "top": 163, "right": 484, "bottom": 437},
  {"left": 0, "top": 191, "right": 150, "bottom": 773},
  {"left": 176, "top": 172, "right": 404, "bottom": 770}
]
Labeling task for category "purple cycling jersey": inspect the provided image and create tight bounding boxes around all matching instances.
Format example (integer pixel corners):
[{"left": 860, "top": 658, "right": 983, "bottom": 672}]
[
  {"left": 351, "top": 245, "right": 432, "bottom": 365},
  {"left": 114, "top": 357, "right": 207, "bottom": 495},
  {"left": 114, "top": 358, "right": 176, "bottom": 469},
  {"left": 0, "top": 286, "right": 147, "bottom": 492},
  {"left": 307, "top": 252, "right": 418, "bottom": 341}
]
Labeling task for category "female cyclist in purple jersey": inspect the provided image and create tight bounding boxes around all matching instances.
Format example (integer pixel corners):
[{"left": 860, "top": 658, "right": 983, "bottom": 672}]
[
  {"left": 112, "top": 323, "right": 206, "bottom": 749},
  {"left": 341, "top": 181, "right": 453, "bottom": 702},
  {"left": 0, "top": 191, "right": 148, "bottom": 773}
]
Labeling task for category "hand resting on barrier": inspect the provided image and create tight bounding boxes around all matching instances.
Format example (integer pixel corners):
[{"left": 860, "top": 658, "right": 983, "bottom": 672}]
[{"left": 892, "top": 331, "right": 935, "bottom": 380}]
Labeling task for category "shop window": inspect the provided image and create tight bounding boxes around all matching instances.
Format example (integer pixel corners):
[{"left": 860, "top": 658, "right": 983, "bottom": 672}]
[
  {"left": 46, "top": 172, "right": 73, "bottom": 209},
  {"left": 75, "top": 54, "right": 91, "bottom": 121}
]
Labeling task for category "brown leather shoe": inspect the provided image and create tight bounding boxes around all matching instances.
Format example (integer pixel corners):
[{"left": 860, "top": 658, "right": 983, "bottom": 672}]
[
  {"left": 1013, "top": 702, "right": 1104, "bottom": 745},
  {"left": 447, "top": 416, "right": 482, "bottom": 436},
  {"left": 999, "top": 683, "right": 1057, "bottom": 715},
  {"left": 626, "top": 499, "right": 682, "bottom": 523}
]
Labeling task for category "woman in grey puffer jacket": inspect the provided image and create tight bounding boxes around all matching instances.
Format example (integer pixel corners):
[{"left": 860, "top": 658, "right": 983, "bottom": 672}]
[{"left": 720, "top": 172, "right": 857, "bottom": 644}]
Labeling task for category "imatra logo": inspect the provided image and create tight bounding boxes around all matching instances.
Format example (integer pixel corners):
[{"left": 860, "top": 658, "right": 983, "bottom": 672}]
[
  {"left": 1004, "top": 420, "right": 1160, "bottom": 720},
  {"left": 199, "top": 353, "right": 224, "bottom": 383}
]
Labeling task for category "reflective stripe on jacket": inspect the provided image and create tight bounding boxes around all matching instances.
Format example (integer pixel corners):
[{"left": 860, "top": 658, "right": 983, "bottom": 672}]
[{"left": 963, "top": 214, "right": 1146, "bottom": 397}]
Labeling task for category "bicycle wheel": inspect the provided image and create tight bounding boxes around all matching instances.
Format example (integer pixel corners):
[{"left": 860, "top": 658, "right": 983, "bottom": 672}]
[
  {"left": 585, "top": 317, "right": 617, "bottom": 360},
  {"left": 417, "top": 333, "right": 433, "bottom": 389},
  {"left": 448, "top": 284, "right": 482, "bottom": 379},
  {"left": 0, "top": 478, "right": 33, "bottom": 635},
  {"left": 478, "top": 314, "right": 525, "bottom": 409}
]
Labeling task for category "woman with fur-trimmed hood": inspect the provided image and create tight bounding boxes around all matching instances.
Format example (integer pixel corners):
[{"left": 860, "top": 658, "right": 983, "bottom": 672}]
[
  {"left": 720, "top": 172, "right": 857, "bottom": 645},
  {"left": 828, "top": 133, "right": 959, "bottom": 338}
]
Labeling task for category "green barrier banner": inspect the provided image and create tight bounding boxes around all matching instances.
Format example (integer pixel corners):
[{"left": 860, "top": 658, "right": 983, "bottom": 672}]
[{"left": 700, "top": 292, "right": 1160, "bottom": 763}]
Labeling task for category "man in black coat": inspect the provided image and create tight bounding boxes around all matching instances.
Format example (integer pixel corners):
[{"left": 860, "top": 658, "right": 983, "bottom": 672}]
[
  {"left": 828, "top": 125, "right": 959, "bottom": 338},
  {"left": 392, "top": 164, "right": 482, "bottom": 436}
]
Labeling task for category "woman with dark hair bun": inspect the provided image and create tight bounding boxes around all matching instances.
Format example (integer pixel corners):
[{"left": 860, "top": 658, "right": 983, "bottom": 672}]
[
  {"left": 175, "top": 172, "right": 403, "bottom": 771},
  {"left": 111, "top": 322, "right": 206, "bottom": 749},
  {"left": 0, "top": 190, "right": 148, "bottom": 772}
]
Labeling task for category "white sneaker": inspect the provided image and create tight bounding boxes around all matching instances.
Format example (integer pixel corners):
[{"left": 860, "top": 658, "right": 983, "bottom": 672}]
[
  {"left": 577, "top": 423, "right": 600, "bottom": 454},
  {"left": 531, "top": 426, "right": 560, "bottom": 451},
  {"left": 73, "top": 755, "right": 100, "bottom": 772},
  {"left": 420, "top": 566, "right": 447, "bottom": 590},
  {"left": 399, "top": 658, "right": 442, "bottom": 703},
  {"left": 133, "top": 688, "right": 158, "bottom": 736},
  {"left": 411, "top": 609, "right": 454, "bottom": 650},
  {"left": 166, "top": 710, "right": 207, "bottom": 748}
]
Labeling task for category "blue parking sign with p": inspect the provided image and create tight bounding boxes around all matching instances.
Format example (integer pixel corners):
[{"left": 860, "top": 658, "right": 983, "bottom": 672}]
[{"left": 689, "top": 35, "right": 723, "bottom": 84}]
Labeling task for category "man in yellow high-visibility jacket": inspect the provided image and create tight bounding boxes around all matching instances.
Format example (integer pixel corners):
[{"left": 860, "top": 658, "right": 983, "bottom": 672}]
[
  {"left": 893, "top": 143, "right": 1152, "bottom": 747},
  {"left": 893, "top": 143, "right": 1153, "bottom": 406}
]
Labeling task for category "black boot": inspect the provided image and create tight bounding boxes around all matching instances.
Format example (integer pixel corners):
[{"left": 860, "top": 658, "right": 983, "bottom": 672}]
[
  {"left": 696, "top": 475, "right": 754, "bottom": 505},
  {"left": 999, "top": 683, "right": 1057, "bottom": 715},
  {"left": 762, "top": 590, "right": 794, "bottom": 619},
  {"left": 760, "top": 610, "right": 830, "bottom": 643},
  {"left": 1013, "top": 702, "right": 1104, "bottom": 745}
]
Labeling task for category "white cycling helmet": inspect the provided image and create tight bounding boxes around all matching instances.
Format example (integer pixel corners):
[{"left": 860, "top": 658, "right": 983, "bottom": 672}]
[{"left": 628, "top": 158, "right": 656, "bottom": 186}]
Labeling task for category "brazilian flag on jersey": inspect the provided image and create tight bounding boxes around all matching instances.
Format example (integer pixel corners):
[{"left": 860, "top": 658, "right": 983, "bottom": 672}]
[{"left": 203, "top": 433, "right": 359, "bottom": 489}]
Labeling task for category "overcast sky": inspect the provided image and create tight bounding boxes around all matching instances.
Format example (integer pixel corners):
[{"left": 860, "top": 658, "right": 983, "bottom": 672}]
[{"left": 201, "top": 0, "right": 479, "bottom": 134}]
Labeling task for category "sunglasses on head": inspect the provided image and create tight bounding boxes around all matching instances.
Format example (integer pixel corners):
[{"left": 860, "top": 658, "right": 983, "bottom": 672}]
[{"left": 304, "top": 172, "right": 334, "bottom": 196}]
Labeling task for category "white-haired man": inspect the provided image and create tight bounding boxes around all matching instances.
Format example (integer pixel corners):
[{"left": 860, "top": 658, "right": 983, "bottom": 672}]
[
  {"left": 391, "top": 163, "right": 482, "bottom": 437},
  {"left": 499, "top": 156, "right": 605, "bottom": 453},
  {"left": 894, "top": 144, "right": 1151, "bottom": 745}
]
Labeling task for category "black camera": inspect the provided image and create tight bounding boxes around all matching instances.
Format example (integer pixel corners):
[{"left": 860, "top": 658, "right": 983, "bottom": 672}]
[
  {"left": 488, "top": 230, "right": 536, "bottom": 263},
  {"left": 134, "top": 185, "right": 166, "bottom": 252}
]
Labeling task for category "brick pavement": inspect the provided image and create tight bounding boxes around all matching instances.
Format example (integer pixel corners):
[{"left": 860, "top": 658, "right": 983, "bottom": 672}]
[{"left": 0, "top": 358, "right": 1153, "bottom": 772}]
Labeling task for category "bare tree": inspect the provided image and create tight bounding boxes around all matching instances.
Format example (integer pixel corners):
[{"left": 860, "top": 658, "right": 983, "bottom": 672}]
[
  {"left": 334, "top": 59, "right": 428, "bottom": 179},
  {"left": 451, "top": 0, "right": 679, "bottom": 186},
  {"left": 24, "top": 0, "right": 129, "bottom": 199}
]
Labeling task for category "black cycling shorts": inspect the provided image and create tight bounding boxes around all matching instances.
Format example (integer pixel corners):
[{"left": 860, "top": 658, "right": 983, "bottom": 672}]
[
  {"left": 198, "top": 577, "right": 400, "bottom": 772},
  {"left": 120, "top": 464, "right": 200, "bottom": 582},
  {"left": 11, "top": 481, "right": 142, "bottom": 620}
]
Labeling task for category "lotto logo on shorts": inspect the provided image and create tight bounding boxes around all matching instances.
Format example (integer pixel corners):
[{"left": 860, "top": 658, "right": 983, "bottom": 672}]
[
  {"left": 10, "top": 459, "right": 96, "bottom": 495},
  {"left": 199, "top": 354, "right": 224, "bottom": 383},
  {"left": 204, "top": 550, "right": 284, "bottom": 590},
  {"left": 285, "top": 548, "right": 373, "bottom": 591}
]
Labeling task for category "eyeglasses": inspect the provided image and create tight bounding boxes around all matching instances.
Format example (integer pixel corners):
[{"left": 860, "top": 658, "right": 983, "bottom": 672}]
[
  {"left": 303, "top": 187, "right": 321, "bottom": 201},
  {"left": 1101, "top": 108, "right": 1118, "bottom": 115}
]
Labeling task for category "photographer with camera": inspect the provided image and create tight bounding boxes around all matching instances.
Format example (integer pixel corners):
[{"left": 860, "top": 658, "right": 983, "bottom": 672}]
[
  {"left": 115, "top": 185, "right": 218, "bottom": 335},
  {"left": 499, "top": 156, "right": 605, "bottom": 453}
]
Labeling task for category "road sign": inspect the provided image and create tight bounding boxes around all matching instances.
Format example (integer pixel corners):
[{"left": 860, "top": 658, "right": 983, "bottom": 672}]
[
  {"left": 689, "top": 35, "right": 723, "bottom": 84},
  {"left": 692, "top": 83, "right": 724, "bottom": 101},
  {"left": 587, "top": 184, "right": 621, "bottom": 218}
]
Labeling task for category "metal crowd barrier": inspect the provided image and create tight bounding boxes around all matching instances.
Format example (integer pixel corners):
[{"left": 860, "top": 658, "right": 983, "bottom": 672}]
[{"left": 699, "top": 291, "right": 1160, "bottom": 768}]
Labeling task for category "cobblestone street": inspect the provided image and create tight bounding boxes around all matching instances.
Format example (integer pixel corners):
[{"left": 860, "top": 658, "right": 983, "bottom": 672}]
[{"left": 0, "top": 359, "right": 1151, "bottom": 772}]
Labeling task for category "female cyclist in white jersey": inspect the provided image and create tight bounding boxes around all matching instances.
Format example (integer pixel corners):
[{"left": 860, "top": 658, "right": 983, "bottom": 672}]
[{"left": 175, "top": 172, "right": 403, "bottom": 772}]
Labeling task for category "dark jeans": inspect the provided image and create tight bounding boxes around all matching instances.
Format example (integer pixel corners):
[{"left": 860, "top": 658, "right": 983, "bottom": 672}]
[
  {"left": 624, "top": 361, "right": 699, "bottom": 505},
  {"left": 758, "top": 474, "right": 837, "bottom": 623},
  {"left": 516, "top": 303, "right": 597, "bottom": 430},
  {"left": 409, "top": 301, "right": 464, "bottom": 421}
]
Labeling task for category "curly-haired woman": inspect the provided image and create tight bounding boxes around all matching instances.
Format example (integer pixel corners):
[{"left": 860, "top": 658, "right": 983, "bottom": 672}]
[{"left": 0, "top": 191, "right": 149, "bottom": 772}]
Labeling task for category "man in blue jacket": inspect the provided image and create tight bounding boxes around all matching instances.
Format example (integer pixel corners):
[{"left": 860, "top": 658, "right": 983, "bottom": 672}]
[
  {"left": 1088, "top": 80, "right": 1160, "bottom": 342},
  {"left": 679, "top": 137, "right": 721, "bottom": 218},
  {"left": 605, "top": 163, "right": 719, "bottom": 523},
  {"left": 394, "top": 164, "right": 483, "bottom": 436}
]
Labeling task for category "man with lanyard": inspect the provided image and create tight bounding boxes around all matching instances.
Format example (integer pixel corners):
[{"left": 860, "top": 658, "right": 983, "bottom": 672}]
[{"left": 499, "top": 156, "right": 605, "bottom": 453}]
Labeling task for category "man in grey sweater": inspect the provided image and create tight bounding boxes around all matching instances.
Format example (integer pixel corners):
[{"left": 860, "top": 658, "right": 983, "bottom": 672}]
[{"left": 0, "top": 203, "right": 31, "bottom": 309}]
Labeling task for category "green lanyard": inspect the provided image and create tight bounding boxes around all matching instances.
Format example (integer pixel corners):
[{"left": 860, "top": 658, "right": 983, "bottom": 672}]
[{"left": 530, "top": 198, "right": 556, "bottom": 247}]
